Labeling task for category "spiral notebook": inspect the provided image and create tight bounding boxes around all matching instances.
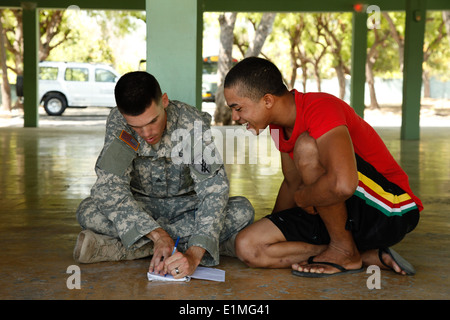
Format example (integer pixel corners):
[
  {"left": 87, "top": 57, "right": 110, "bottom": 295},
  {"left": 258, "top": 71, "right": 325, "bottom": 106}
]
[{"left": 147, "top": 267, "right": 225, "bottom": 282}]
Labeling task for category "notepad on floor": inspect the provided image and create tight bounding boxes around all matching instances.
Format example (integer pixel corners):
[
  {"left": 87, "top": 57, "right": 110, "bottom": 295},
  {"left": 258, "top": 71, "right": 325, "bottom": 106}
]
[
  {"left": 147, "top": 272, "right": 191, "bottom": 282},
  {"left": 147, "top": 267, "right": 225, "bottom": 283},
  {"left": 191, "top": 266, "right": 225, "bottom": 282}
]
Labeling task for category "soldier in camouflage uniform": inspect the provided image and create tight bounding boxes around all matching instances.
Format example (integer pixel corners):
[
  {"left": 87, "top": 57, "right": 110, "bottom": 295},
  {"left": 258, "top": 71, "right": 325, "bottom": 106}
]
[{"left": 74, "top": 71, "right": 254, "bottom": 278}]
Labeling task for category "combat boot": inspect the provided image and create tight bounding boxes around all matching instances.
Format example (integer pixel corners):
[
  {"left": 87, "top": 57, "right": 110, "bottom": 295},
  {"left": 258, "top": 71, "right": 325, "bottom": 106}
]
[{"left": 73, "top": 229, "right": 153, "bottom": 263}]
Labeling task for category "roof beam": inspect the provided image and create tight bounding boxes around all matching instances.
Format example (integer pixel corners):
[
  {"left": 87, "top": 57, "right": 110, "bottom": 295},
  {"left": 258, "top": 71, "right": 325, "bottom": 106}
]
[
  {"left": 1, "top": 0, "right": 449, "bottom": 11},
  {"left": 0, "top": 0, "right": 145, "bottom": 10}
]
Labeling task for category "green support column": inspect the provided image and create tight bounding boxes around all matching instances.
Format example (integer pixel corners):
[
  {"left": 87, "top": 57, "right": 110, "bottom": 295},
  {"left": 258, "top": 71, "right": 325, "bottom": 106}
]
[
  {"left": 401, "top": 0, "right": 427, "bottom": 140},
  {"left": 146, "top": 0, "right": 203, "bottom": 108},
  {"left": 22, "top": 2, "right": 39, "bottom": 128},
  {"left": 350, "top": 11, "right": 368, "bottom": 118}
]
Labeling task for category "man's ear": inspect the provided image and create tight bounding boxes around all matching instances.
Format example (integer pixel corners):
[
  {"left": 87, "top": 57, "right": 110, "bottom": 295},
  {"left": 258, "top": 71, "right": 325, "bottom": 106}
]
[
  {"left": 161, "top": 93, "right": 169, "bottom": 108},
  {"left": 263, "top": 94, "right": 275, "bottom": 109}
]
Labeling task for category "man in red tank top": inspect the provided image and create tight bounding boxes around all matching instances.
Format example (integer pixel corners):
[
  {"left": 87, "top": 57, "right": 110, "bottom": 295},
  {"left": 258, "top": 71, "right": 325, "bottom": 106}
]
[{"left": 224, "top": 57, "right": 422, "bottom": 277}]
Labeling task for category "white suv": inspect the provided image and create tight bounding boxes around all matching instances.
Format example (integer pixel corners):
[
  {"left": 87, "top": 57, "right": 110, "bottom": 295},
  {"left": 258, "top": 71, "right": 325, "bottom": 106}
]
[{"left": 38, "top": 61, "right": 120, "bottom": 115}]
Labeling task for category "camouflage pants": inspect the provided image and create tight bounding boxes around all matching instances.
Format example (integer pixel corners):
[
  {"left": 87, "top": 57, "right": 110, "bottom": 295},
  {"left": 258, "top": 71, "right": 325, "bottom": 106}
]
[{"left": 76, "top": 194, "right": 254, "bottom": 262}]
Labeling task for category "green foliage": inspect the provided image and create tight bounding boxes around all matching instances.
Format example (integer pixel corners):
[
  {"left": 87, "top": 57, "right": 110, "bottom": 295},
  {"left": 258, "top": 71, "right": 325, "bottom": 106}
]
[
  {"left": 47, "top": 10, "right": 146, "bottom": 72},
  {"left": 424, "top": 11, "right": 450, "bottom": 81},
  {"left": 262, "top": 11, "right": 448, "bottom": 83},
  {"left": 0, "top": 8, "right": 145, "bottom": 80},
  {"left": 1, "top": 9, "right": 448, "bottom": 85}
]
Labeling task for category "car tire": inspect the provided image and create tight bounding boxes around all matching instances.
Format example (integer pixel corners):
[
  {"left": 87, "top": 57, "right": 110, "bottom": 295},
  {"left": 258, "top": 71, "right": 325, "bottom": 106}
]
[
  {"left": 16, "top": 75, "right": 24, "bottom": 97},
  {"left": 43, "top": 93, "right": 67, "bottom": 116}
]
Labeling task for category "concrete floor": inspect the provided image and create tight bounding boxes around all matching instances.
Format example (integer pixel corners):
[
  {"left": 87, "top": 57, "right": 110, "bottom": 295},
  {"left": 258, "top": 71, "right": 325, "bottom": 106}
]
[{"left": 0, "top": 117, "right": 449, "bottom": 301}]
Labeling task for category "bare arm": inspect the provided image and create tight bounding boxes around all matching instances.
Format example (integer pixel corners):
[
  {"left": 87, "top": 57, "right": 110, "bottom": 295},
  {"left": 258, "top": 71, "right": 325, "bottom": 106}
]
[{"left": 272, "top": 152, "right": 302, "bottom": 213}]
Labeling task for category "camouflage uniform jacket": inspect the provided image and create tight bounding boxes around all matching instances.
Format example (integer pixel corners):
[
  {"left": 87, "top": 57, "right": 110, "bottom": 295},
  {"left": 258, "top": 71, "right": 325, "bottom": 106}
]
[{"left": 91, "top": 100, "right": 229, "bottom": 265}]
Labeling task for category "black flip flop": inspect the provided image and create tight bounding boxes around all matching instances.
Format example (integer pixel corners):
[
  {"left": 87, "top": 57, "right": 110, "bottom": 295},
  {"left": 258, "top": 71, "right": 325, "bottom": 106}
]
[
  {"left": 292, "top": 256, "right": 364, "bottom": 278},
  {"left": 379, "top": 247, "right": 416, "bottom": 275}
]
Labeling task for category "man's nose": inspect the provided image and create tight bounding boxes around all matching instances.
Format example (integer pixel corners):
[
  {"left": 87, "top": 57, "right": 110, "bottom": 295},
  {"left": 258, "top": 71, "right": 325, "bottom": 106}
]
[
  {"left": 140, "top": 125, "right": 152, "bottom": 138},
  {"left": 231, "top": 108, "right": 240, "bottom": 121}
]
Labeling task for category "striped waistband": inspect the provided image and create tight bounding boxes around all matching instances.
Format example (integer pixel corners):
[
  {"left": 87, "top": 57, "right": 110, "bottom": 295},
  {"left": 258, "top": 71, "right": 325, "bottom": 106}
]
[{"left": 353, "top": 154, "right": 418, "bottom": 217}]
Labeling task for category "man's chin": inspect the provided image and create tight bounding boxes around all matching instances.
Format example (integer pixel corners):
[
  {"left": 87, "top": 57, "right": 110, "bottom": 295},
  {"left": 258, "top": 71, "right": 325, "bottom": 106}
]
[
  {"left": 247, "top": 125, "right": 266, "bottom": 136},
  {"left": 247, "top": 128, "right": 258, "bottom": 135}
]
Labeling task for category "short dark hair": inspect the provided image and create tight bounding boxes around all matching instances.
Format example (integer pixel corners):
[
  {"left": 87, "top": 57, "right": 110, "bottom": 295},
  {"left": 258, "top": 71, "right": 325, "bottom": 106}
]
[
  {"left": 224, "top": 57, "right": 288, "bottom": 101},
  {"left": 114, "top": 71, "right": 162, "bottom": 116}
]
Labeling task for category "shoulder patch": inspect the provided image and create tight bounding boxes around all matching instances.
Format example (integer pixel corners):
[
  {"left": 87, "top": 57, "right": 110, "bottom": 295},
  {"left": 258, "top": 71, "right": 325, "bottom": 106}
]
[
  {"left": 191, "top": 153, "right": 221, "bottom": 181},
  {"left": 119, "top": 130, "right": 140, "bottom": 151},
  {"left": 194, "top": 157, "right": 212, "bottom": 175},
  {"left": 97, "top": 138, "right": 136, "bottom": 176}
]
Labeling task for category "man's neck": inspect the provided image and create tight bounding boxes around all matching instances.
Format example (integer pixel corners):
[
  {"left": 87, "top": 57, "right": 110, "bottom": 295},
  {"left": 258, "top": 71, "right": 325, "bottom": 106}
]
[{"left": 272, "top": 91, "right": 297, "bottom": 137}]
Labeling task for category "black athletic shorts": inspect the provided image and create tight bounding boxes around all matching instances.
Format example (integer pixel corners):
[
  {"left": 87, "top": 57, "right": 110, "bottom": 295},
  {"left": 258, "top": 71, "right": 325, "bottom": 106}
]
[{"left": 266, "top": 154, "right": 420, "bottom": 251}]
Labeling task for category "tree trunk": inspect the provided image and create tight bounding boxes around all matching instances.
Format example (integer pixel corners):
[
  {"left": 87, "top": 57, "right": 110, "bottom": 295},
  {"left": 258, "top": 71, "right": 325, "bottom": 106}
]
[
  {"left": 335, "top": 64, "right": 346, "bottom": 100},
  {"left": 39, "top": 11, "right": 67, "bottom": 61},
  {"left": 317, "top": 13, "right": 350, "bottom": 100},
  {"left": 422, "top": 70, "right": 431, "bottom": 98},
  {"left": 215, "top": 12, "right": 276, "bottom": 125},
  {"left": 214, "top": 12, "right": 237, "bottom": 125},
  {"left": 1, "top": 9, "right": 69, "bottom": 111},
  {"left": 443, "top": 11, "right": 450, "bottom": 45},
  {"left": 365, "top": 27, "right": 390, "bottom": 109},
  {"left": 287, "top": 21, "right": 301, "bottom": 90},
  {"left": 366, "top": 60, "right": 379, "bottom": 108},
  {"left": 300, "top": 59, "right": 308, "bottom": 93},
  {"left": 0, "top": 10, "right": 11, "bottom": 111},
  {"left": 382, "top": 12, "right": 404, "bottom": 71},
  {"left": 245, "top": 13, "right": 276, "bottom": 58},
  {"left": 314, "top": 64, "right": 322, "bottom": 92},
  {"left": 366, "top": 36, "right": 380, "bottom": 109}
]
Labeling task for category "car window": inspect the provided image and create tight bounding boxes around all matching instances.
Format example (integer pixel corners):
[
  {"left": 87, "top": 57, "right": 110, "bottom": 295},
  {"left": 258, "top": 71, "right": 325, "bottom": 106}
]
[
  {"left": 39, "top": 67, "right": 58, "bottom": 80},
  {"left": 95, "top": 69, "right": 116, "bottom": 82},
  {"left": 65, "top": 68, "right": 89, "bottom": 82}
]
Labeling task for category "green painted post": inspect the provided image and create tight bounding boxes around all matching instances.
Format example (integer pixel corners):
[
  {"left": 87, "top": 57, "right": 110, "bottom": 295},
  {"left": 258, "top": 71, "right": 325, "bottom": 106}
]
[
  {"left": 350, "top": 11, "right": 368, "bottom": 118},
  {"left": 146, "top": 0, "right": 203, "bottom": 109},
  {"left": 401, "top": 0, "right": 427, "bottom": 140},
  {"left": 22, "top": 2, "right": 39, "bottom": 128}
]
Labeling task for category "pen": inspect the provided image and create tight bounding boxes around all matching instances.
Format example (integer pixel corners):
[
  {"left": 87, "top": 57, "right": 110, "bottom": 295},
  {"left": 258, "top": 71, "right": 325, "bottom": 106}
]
[
  {"left": 171, "top": 236, "right": 180, "bottom": 256},
  {"left": 165, "top": 236, "right": 180, "bottom": 277}
]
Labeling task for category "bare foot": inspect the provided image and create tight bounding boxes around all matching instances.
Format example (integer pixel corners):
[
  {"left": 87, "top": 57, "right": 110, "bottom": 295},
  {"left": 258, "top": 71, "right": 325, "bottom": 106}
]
[
  {"left": 292, "top": 244, "right": 362, "bottom": 275},
  {"left": 361, "top": 249, "right": 408, "bottom": 275}
]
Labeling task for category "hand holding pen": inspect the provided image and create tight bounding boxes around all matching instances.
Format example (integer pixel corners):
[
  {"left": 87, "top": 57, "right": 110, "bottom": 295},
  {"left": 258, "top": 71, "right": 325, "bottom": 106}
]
[
  {"left": 164, "top": 238, "right": 206, "bottom": 279},
  {"left": 165, "top": 236, "right": 180, "bottom": 277}
]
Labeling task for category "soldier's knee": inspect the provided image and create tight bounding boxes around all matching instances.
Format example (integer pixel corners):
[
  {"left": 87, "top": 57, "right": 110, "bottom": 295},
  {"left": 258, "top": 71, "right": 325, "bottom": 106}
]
[
  {"left": 76, "top": 197, "right": 95, "bottom": 227},
  {"left": 230, "top": 196, "right": 255, "bottom": 225}
]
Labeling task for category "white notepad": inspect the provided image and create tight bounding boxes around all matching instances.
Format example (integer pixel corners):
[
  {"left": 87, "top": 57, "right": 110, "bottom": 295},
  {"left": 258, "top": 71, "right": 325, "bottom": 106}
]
[
  {"left": 192, "top": 266, "right": 225, "bottom": 282},
  {"left": 147, "top": 267, "right": 225, "bottom": 282},
  {"left": 147, "top": 272, "right": 190, "bottom": 282}
]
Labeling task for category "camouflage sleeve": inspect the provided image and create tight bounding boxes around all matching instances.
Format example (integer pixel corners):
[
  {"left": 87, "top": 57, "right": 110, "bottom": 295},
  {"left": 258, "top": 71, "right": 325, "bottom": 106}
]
[
  {"left": 90, "top": 109, "right": 161, "bottom": 249},
  {"left": 187, "top": 122, "right": 229, "bottom": 266}
]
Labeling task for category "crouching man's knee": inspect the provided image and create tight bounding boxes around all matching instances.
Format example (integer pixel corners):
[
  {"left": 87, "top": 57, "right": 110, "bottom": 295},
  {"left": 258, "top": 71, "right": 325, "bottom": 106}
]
[{"left": 235, "top": 230, "right": 269, "bottom": 268}]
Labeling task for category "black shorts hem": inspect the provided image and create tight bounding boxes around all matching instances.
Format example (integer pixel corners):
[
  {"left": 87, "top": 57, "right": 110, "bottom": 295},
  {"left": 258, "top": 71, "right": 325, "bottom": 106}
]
[{"left": 266, "top": 203, "right": 420, "bottom": 251}]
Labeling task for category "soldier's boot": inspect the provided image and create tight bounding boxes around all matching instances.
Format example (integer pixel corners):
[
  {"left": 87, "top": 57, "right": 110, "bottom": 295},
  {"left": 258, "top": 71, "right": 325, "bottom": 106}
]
[
  {"left": 73, "top": 229, "right": 153, "bottom": 263},
  {"left": 219, "top": 233, "right": 237, "bottom": 257}
]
